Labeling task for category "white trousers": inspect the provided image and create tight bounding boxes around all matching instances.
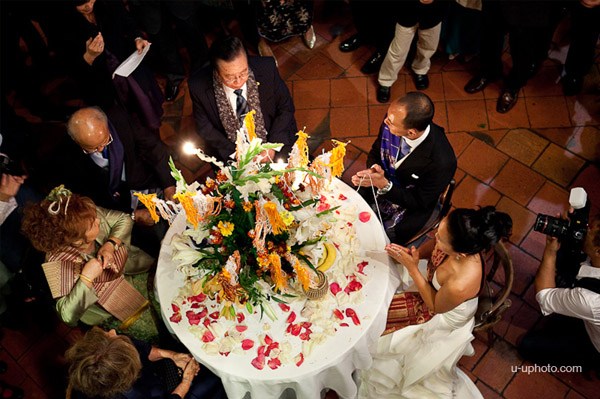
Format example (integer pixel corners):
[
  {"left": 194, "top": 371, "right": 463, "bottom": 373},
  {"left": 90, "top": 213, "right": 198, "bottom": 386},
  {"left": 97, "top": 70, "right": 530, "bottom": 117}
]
[{"left": 378, "top": 22, "right": 442, "bottom": 87}]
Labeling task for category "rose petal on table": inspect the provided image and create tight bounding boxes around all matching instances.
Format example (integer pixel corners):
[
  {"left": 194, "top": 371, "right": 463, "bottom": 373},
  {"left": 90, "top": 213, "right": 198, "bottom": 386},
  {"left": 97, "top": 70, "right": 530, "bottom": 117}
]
[
  {"left": 251, "top": 354, "right": 265, "bottom": 370},
  {"left": 344, "top": 280, "right": 363, "bottom": 293},
  {"left": 332, "top": 308, "right": 344, "bottom": 320},
  {"left": 340, "top": 322, "right": 349, "bottom": 327},
  {"left": 171, "top": 303, "right": 180, "bottom": 313},
  {"left": 236, "top": 312, "right": 245, "bottom": 323},
  {"left": 278, "top": 303, "right": 290, "bottom": 312},
  {"left": 169, "top": 312, "right": 182, "bottom": 323},
  {"left": 268, "top": 357, "right": 282, "bottom": 370},
  {"left": 286, "top": 311, "right": 296, "bottom": 324},
  {"left": 257, "top": 345, "right": 266, "bottom": 356},
  {"left": 356, "top": 261, "right": 368, "bottom": 275},
  {"left": 264, "top": 334, "right": 273, "bottom": 345},
  {"left": 188, "top": 293, "right": 207, "bottom": 303},
  {"left": 359, "top": 212, "right": 371, "bottom": 222},
  {"left": 209, "top": 311, "right": 220, "bottom": 319},
  {"left": 295, "top": 353, "right": 304, "bottom": 367},
  {"left": 235, "top": 325, "right": 248, "bottom": 333},
  {"left": 242, "top": 339, "right": 254, "bottom": 350},
  {"left": 338, "top": 194, "right": 347, "bottom": 200},
  {"left": 330, "top": 282, "right": 342, "bottom": 295},
  {"left": 201, "top": 330, "right": 215, "bottom": 342},
  {"left": 202, "top": 342, "right": 219, "bottom": 355},
  {"left": 346, "top": 308, "right": 361, "bottom": 325}
]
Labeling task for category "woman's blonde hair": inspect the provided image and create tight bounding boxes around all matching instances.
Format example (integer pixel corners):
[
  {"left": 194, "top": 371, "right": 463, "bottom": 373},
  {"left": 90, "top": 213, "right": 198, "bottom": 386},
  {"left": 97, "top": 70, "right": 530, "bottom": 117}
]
[{"left": 65, "top": 327, "right": 142, "bottom": 398}]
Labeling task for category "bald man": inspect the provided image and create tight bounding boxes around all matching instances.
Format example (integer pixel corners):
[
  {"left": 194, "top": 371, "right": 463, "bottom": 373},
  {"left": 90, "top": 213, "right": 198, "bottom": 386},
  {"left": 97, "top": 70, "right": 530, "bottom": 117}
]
[
  {"left": 51, "top": 106, "right": 175, "bottom": 225},
  {"left": 352, "top": 92, "right": 456, "bottom": 245}
]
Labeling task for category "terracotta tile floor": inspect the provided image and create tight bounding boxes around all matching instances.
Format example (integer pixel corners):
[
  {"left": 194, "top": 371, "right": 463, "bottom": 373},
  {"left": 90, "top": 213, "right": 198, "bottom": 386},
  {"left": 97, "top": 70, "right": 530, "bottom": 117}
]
[{"left": 2, "top": 7, "right": 600, "bottom": 399}]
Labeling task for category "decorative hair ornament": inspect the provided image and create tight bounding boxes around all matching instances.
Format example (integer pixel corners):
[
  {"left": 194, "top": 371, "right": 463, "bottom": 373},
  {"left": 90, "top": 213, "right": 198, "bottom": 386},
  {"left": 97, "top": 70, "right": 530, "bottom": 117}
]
[{"left": 46, "top": 185, "right": 73, "bottom": 216}]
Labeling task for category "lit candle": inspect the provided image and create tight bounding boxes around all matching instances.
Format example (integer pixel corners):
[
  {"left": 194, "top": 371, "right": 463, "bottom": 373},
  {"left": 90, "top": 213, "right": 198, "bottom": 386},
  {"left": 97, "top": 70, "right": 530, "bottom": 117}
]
[{"left": 182, "top": 141, "right": 198, "bottom": 155}]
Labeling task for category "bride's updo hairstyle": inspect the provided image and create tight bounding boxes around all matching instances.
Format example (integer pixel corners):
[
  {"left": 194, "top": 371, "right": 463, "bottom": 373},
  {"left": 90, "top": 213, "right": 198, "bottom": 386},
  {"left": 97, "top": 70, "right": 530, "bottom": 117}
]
[{"left": 446, "top": 206, "right": 512, "bottom": 255}]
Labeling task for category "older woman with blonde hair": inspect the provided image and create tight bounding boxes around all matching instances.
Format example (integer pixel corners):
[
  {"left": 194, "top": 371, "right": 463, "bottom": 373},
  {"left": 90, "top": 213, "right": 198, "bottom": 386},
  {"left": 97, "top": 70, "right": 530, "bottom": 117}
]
[
  {"left": 21, "top": 185, "right": 157, "bottom": 341},
  {"left": 66, "top": 327, "right": 226, "bottom": 399}
]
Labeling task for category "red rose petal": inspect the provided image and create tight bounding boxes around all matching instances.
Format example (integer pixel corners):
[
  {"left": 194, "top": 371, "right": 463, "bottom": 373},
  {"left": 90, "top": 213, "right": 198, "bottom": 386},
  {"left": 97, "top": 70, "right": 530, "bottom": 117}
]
[
  {"left": 268, "top": 358, "right": 282, "bottom": 370},
  {"left": 209, "top": 311, "right": 220, "bottom": 319},
  {"left": 235, "top": 325, "right": 248, "bottom": 332},
  {"left": 286, "top": 311, "right": 296, "bottom": 324},
  {"left": 357, "top": 261, "right": 368, "bottom": 275},
  {"left": 237, "top": 313, "right": 245, "bottom": 323},
  {"left": 346, "top": 308, "right": 361, "bottom": 325},
  {"left": 251, "top": 355, "right": 265, "bottom": 370},
  {"left": 333, "top": 309, "right": 344, "bottom": 320},
  {"left": 338, "top": 194, "right": 347, "bottom": 200},
  {"left": 340, "top": 323, "right": 349, "bottom": 327},
  {"left": 188, "top": 293, "right": 207, "bottom": 303},
  {"left": 359, "top": 212, "right": 371, "bottom": 223},
  {"left": 278, "top": 303, "right": 290, "bottom": 312},
  {"left": 169, "top": 313, "right": 182, "bottom": 323},
  {"left": 241, "top": 339, "right": 254, "bottom": 350},
  {"left": 171, "top": 304, "right": 180, "bottom": 313},
  {"left": 330, "top": 282, "right": 342, "bottom": 295},
  {"left": 295, "top": 353, "right": 304, "bottom": 367},
  {"left": 201, "top": 330, "right": 215, "bottom": 342}
]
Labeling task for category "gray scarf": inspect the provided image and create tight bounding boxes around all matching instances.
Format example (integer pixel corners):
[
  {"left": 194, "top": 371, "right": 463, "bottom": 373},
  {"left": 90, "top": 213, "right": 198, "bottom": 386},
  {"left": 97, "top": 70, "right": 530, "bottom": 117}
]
[{"left": 212, "top": 69, "right": 268, "bottom": 143}]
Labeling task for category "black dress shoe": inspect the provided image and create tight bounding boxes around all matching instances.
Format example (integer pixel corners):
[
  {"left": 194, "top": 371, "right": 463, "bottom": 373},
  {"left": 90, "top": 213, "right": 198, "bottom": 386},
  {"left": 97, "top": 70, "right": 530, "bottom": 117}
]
[
  {"left": 165, "top": 81, "right": 180, "bottom": 102},
  {"left": 361, "top": 51, "right": 384, "bottom": 74},
  {"left": 464, "top": 75, "right": 494, "bottom": 94},
  {"left": 376, "top": 85, "right": 391, "bottom": 103},
  {"left": 496, "top": 90, "right": 518, "bottom": 113},
  {"left": 413, "top": 74, "right": 429, "bottom": 90},
  {"left": 339, "top": 34, "right": 362, "bottom": 52},
  {"left": 562, "top": 75, "right": 583, "bottom": 96}
]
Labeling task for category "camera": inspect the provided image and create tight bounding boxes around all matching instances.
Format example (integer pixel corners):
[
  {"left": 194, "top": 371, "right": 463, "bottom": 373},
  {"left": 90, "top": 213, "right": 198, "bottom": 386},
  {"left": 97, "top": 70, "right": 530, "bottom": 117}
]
[
  {"left": 0, "top": 153, "right": 25, "bottom": 176},
  {"left": 534, "top": 187, "right": 590, "bottom": 247}
]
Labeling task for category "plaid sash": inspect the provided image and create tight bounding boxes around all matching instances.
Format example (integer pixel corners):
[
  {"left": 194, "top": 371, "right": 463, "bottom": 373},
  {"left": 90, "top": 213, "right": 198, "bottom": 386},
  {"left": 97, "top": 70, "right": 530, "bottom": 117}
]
[
  {"left": 384, "top": 247, "right": 448, "bottom": 335},
  {"left": 42, "top": 245, "right": 149, "bottom": 323}
]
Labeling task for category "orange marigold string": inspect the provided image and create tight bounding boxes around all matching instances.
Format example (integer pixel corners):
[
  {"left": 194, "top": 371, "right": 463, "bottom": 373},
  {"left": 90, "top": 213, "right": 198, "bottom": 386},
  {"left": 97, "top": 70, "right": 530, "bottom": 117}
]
[
  {"left": 263, "top": 202, "right": 287, "bottom": 235},
  {"left": 268, "top": 253, "right": 287, "bottom": 291},
  {"left": 243, "top": 110, "right": 257, "bottom": 141},
  {"left": 295, "top": 129, "right": 310, "bottom": 167},
  {"left": 329, "top": 140, "right": 348, "bottom": 178},
  {"left": 173, "top": 192, "right": 199, "bottom": 229},
  {"left": 292, "top": 257, "right": 311, "bottom": 291},
  {"left": 134, "top": 193, "right": 159, "bottom": 223}
]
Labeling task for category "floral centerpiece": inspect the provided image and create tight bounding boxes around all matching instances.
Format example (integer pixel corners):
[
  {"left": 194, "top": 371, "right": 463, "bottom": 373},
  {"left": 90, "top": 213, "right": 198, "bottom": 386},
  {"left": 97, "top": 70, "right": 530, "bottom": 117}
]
[{"left": 136, "top": 112, "right": 349, "bottom": 320}]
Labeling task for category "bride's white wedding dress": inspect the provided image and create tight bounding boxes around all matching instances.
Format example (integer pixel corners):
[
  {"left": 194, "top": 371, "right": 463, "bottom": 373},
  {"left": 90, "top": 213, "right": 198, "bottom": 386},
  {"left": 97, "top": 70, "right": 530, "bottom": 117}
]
[{"left": 358, "top": 270, "right": 483, "bottom": 399}]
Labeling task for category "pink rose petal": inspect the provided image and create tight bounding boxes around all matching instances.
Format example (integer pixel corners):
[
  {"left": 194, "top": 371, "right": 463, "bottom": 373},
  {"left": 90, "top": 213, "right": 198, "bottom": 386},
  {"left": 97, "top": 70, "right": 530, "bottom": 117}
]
[
  {"left": 330, "top": 282, "right": 342, "bottom": 295},
  {"left": 235, "top": 325, "right": 248, "bottom": 332},
  {"left": 251, "top": 355, "right": 265, "bottom": 370},
  {"left": 268, "top": 358, "right": 282, "bottom": 370}
]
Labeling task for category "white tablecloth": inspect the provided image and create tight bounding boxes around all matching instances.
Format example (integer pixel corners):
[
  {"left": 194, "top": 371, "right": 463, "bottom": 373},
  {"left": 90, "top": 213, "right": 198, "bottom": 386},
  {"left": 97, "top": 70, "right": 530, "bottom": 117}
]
[{"left": 156, "top": 180, "right": 399, "bottom": 399}]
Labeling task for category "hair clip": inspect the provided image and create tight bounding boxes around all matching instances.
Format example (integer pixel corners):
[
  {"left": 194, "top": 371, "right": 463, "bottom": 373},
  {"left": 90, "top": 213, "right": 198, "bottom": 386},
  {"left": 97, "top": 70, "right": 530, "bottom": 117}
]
[{"left": 46, "top": 185, "right": 72, "bottom": 216}]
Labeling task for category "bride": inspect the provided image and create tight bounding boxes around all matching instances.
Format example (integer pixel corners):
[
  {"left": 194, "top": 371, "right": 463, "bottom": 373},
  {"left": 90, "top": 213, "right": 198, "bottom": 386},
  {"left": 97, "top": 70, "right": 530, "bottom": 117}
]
[{"left": 358, "top": 206, "right": 512, "bottom": 398}]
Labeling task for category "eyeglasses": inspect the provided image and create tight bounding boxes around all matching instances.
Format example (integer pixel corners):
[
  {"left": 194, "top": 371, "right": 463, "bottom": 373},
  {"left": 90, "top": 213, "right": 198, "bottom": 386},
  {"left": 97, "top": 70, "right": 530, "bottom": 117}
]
[
  {"left": 82, "top": 133, "right": 113, "bottom": 155},
  {"left": 220, "top": 69, "right": 249, "bottom": 84}
]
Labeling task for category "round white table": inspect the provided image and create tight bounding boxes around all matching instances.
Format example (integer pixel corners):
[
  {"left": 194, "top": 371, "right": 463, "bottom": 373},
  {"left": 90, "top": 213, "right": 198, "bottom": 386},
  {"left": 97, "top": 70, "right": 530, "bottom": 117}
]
[{"left": 156, "top": 179, "right": 399, "bottom": 399}]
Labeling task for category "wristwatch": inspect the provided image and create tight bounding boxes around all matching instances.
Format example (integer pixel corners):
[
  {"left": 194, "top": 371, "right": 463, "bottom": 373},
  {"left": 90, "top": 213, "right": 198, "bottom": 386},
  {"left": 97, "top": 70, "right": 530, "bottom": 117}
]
[{"left": 377, "top": 180, "right": 393, "bottom": 196}]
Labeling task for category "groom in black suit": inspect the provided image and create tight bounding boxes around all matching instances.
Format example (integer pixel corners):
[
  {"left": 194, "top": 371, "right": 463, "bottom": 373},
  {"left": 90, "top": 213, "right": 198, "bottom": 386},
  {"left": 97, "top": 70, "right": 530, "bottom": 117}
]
[
  {"left": 188, "top": 36, "right": 297, "bottom": 163},
  {"left": 352, "top": 92, "right": 456, "bottom": 245}
]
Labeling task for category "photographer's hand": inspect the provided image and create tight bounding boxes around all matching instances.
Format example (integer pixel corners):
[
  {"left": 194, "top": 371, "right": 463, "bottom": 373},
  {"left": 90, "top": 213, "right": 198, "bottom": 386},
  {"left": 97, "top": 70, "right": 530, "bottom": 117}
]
[{"left": 0, "top": 174, "right": 26, "bottom": 202}]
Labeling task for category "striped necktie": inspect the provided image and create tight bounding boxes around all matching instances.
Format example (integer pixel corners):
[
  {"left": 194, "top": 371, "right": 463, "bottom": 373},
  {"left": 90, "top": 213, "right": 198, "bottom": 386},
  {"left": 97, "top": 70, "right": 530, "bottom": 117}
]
[{"left": 234, "top": 89, "right": 249, "bottom": 124}]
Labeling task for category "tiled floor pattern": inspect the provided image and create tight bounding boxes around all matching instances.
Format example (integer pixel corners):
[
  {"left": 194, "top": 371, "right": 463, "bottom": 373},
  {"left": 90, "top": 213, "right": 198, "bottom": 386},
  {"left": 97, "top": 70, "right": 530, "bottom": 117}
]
[{"left": 2, "top": 6, "right": 600, "bottom": 399}]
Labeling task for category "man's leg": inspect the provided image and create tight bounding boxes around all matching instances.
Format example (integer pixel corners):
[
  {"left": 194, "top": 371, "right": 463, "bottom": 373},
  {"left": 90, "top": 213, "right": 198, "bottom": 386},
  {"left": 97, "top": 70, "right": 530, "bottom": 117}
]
[
  {"left": 411, "top": 22, "right": 442, "bottom": 76},
  {"left": 378, "top": 24, "right": 417, "bottom": 88}
]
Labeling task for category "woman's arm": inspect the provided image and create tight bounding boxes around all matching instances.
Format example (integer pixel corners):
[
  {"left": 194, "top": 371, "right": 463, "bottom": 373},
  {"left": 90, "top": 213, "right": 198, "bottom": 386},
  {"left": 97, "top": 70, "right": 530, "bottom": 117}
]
[{"left": 55, "top": 258, "right": 103, "bottom": 326}]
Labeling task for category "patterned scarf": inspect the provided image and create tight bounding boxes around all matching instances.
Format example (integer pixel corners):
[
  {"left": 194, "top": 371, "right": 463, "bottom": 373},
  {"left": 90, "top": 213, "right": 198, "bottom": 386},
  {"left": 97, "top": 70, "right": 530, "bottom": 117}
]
[
  {"left": 379, "top": 121, "right": 401, "bottom": 185},
  {"left": 212, "top": 69, "right": 268, "bottom": 143},
  {"left": 42, "top": 245, "right": 149, "bottom": 325}
]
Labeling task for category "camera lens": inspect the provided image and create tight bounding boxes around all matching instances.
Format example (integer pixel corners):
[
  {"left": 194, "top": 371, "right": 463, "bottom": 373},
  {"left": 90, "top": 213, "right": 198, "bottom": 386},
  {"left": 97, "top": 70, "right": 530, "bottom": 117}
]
[{"left": 534, "top": 214, "right": 569, "bottom": 239}]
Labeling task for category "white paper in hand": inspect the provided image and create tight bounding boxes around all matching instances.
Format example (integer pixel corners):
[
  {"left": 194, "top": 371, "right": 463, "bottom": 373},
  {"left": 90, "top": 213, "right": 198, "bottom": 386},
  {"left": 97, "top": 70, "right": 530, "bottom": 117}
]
[{"left": 112, "top": 43, "right": 151, "bottom": 78}]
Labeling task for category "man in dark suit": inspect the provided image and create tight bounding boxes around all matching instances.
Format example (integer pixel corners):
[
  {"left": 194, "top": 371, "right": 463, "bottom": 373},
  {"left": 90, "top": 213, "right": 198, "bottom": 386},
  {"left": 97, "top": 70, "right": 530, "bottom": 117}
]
[
  {"left": 351, "top": 92, "right": 456, "bottom": 245},
  {"left": 188, "top": 36, "right": 297, "bottom": 163},
  {"left": 50, "top": 106, "right": 176, "bottom": 256}
]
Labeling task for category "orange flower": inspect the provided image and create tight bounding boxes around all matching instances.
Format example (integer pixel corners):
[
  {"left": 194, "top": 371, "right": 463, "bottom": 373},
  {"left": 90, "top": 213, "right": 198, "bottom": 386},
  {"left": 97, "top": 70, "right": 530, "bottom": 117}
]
[
  {"left": 173, "top": 192, "right": 199, "bottom": 229},
  {"left": 243, "top": 110, "right": 257, "bottom": 141},
  {"left": 243, "top": 201, "right": 253, "bottom": 212},
  {"left": 329, "top": 140, "right": 348, "bottom": 178},
  {"left": 292, "top": 257, "right": 311, "bottom": 291},
  {"left": 295, "top": 129, "right": 310, "bottom": 167},
  {"left": 134, "top": 193, "right": 159, "bottom": 223},
  {"left": 268, "top": 253, "right": 287, "bottom": 291},
  {"left": 264, "top": 202, "right": 287, "bottom": 235}
]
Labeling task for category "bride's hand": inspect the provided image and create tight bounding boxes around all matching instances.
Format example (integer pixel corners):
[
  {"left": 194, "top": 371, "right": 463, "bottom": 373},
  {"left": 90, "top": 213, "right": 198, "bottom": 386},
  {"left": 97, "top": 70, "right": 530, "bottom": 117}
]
[{"left": 386, "top": 243, "right": 419, "bottom": 273}]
